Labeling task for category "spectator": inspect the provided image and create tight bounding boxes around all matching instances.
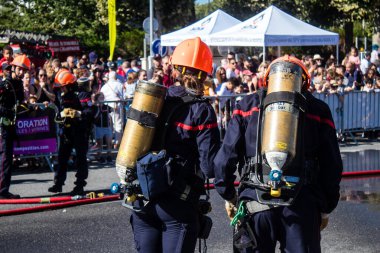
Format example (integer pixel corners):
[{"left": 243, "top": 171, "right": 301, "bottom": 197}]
[
  {"left": 360, "top": 52, "right": 371, "bottom": 74},
  {"left": 118, "top": 61, "right": 132, "bottom": 82},
  {"left": 93, "top": 92, "right": 113, "bottom": 164},
  {"left": 362, "top": 77, "right": 374, "bottom": 92},
  {"left": 226, "top": 58, "right": 238, "bottom": 79},
  {"left": 161, "top": 55, "right": 173, "bottom": 88},
  {"left": 374, "top": 77, "right": 380, "bottom": 92},
  {"left": 149, "top": 67, "right": 163, "bottom": 84},
  {"left": 370, "top": 44, "right": 379, "bottom": 64},
  {"left": 137, "top": 69, "right": 147, "bottom": 82},
  {"left": 123, "top": 71, "right": 138, "bottom": 99},
  {"left": 252, "top": 61, "right": 268, "bottom": 89},
  {"left": 312, "top": 66, "right": 327, "bottom": 86},
  {"left": 313, "top": 54, "right": 324, "bottom": 67},
  {"left": 348, "top": 46, "right": 361, "bottom": 69},
  {"left": 335, "top": 74, "right": 350, "bottom": 93},
  {"left": 34, "top": 69, "right": 55, "bottom": 104},
  {"left": 22, "top": 71, "right": 32, "bottom": 103},
  {"left": 240, "top": 58, "right": 254, "bottom": 79},
  {"left": 147, "top": 54, "right": 162, "bottom": 80},
  {"left": 214, "top": 67, "right": 227, "bottom": 92},
  {"left": 89, "top": 51, "right": 98, "bottom": 65},
  {"left": 0, "top": 45, "right": 13, "bottom": 78},
  {"left": 328, "top": 79, "right": 339, "bottom": 94},
  {"left": 203, "top": 76, "right": 216, "bottom": 97},
  {"left": 66, "top": 56, "right": 76, "bottom": 72},
  {"left": 131, "top": 59, "right": 140, "bottom": 72},
  {"left": 242, "top": 70, "right": 256, "bottom": 93},
  {"left": 52, "top": 58, "right": 61, "bottom": 74},
  {"left": 90, "top": 65, "right": 103, "bottom": 93},
  {"left": 345, "top": 62, "right": 362, "bottom": 91},
  {"left": 100, "top": 71, "right": 123, "bottom": 149}
]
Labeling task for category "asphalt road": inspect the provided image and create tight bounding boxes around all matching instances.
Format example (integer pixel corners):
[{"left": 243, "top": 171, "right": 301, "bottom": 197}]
[{"left": 1, "top": 142, "right": 380, "bottom": 253}]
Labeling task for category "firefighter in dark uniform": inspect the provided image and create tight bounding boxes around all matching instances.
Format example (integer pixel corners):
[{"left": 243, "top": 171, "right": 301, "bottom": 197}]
[
  {"left": 130, "top": 37, "right": 220, "bottom": 253},
  {"left": 48, "top": 69, "right": 92, "bottom": 196},
  {"left": 0, "top": 55, "right": 28, "bottom": 199},
  {"left": 214, "top": 56, "right": 343, "bottom": 253}
]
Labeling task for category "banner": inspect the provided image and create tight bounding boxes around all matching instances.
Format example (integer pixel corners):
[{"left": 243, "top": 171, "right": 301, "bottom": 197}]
[
  {"left": 13, "top": 107, "right": 57, "bottom": 155},
  {"left": 46, "top": 40, "right": 80, "bottom": 53},
  {"left": 108, "top": 0, "right": 117, "bottom": 61}
]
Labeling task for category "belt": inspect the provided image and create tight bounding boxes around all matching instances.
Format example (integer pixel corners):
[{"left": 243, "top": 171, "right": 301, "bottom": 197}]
[{"left": 245, "top": 201, "right": 278, "bottom": 214}]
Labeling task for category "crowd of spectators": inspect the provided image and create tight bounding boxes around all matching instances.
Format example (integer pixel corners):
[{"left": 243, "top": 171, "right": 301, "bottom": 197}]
[{"left": 1, "top": 44, "right": 380, "bottom": 164}]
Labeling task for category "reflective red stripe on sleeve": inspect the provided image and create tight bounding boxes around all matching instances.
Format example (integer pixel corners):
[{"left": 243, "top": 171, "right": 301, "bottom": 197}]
[
  {"left": 233, "top": 107, "right": 259, "bottom": 117},
  {"left": 306, "top": 113, "right": 335, "bottom": 129},
  {"left": 174, "top": 122, "right": 218, "bottom": 131}
]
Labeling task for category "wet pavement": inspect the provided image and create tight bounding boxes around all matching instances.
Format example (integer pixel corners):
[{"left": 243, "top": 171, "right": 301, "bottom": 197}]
[{"left": 0, "top": 141, "right": 379, "bottom": 252}]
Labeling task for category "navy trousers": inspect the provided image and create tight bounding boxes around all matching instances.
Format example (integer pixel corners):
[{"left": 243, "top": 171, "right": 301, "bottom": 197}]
[
  {"left": 0, "top": 126, "right": 15, "bottom": 194},
  {"left": 55, "top": 127, "right": 89, "bottom": 187},
  {"left": 241, "top": 189, "right": 321, "bottom": 253},
  {"left": 131, "top": 197, "right": 199, "bottom": 253}
]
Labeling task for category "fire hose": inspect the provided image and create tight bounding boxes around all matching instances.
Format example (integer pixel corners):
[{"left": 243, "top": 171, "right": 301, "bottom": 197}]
[
  {"left": 0, "top": 194, "right": 120, "bottom": 216},
  {"left": 1, "top": 170, "right": 377, "bottom": 217}
]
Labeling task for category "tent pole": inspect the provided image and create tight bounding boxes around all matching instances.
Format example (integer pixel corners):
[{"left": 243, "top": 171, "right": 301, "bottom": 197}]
[
  {"left": 277, "top": 46, "right": 281, "bottom": 57},
  {"left": 336, "top": 44, "right": 339, "bottom": 65}
]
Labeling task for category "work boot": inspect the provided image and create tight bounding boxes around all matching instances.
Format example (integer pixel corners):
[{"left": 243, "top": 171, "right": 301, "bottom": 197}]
[
  {"left": 0, "top": 192, "right": 21, "bottom": 199},
  {"left": 70, "top": 186, "right": 85, "bottom": 196},
  {"left": 48, "top": 184, "right": 62, "bottom": 193}
]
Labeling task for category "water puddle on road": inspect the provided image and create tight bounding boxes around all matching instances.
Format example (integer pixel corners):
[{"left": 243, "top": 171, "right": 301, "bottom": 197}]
[{"left": 340, "top": 149, "right": 380, "bottom": 205}]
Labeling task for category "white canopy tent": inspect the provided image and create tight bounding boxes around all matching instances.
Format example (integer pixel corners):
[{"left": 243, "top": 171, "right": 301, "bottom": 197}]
[
  {"left": 208, "top": 6, "right": 340, "bottom": 61},
  {"left": 161, "top": 9, "right": 241, "bottom": 46}
]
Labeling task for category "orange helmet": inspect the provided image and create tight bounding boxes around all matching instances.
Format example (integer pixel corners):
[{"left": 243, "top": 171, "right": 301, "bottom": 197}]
[
  {"left": 54, "top": 69, "right": 77, "bottom": 87},
  {"left": 11, "top": 54, "right": 31, "bottom": 70},
  {"left": 171, "top": 37, "right": 213, "bottom": 75},
  {"left": 264, "top": 55, "right": 311, "bottom": 90}
]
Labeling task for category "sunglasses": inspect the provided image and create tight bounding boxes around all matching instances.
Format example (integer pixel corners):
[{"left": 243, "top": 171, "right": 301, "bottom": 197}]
[{"left": 39, "top": 74, "right": 47, "bottom": 77}]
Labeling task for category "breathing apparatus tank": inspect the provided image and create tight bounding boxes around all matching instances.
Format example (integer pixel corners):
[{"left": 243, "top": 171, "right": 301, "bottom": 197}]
[
  {"left": 255, "top": 56, "right": 310, "bottom": 205},
  {"left": 115, "top": 80, "right": 166, "bottom": 201}
]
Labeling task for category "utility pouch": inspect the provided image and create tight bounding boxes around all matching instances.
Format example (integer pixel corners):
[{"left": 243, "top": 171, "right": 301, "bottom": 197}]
[
  {"left": 136, "top": 150, "right": 174, "bottom": 200},
  {"left": 198, "top": 214, "right": 213, "bottom": 239},
  {"left": 233, "top": 220, "right": 257, "bottom": 250}
]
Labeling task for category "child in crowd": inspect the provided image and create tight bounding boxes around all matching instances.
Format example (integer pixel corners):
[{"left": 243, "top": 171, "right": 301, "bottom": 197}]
[
  {"left": 93, "top": 92, "right": 113, "bottom": 164},
  {"left": 362, "top": 78, "right": 374, "bottom": 92}
]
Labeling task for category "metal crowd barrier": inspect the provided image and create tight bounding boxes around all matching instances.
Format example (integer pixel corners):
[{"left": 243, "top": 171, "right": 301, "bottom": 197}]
[
  {"left": 314, "top": 91, "right": 380, "bottom": 141},
  {"left": 13, "top": 92, "right": 379, "bottom": 171}
]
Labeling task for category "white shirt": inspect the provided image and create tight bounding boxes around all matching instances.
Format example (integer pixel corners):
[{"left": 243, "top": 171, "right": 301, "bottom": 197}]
[
  {"left": 360, "top": 58, "right": 370, "bottom": 74},
  {"left": 100, "top": 79, "right": 123, "bottom": 109}
]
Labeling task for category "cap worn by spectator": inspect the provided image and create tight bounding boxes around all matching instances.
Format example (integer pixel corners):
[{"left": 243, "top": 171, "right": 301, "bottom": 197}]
[
  {"left": 89, "top": 51, "right": 98, "bottom": 64},
  {"left": 2, "top": 62, "right": 12, "bottom": 71},
  {"left": 108, "top": 62, "right": 117, "bottom": 71},
  {"left": 153, "top": 54, "right": 162, "bottom": 61},
  {"left": 242, "top": 69, "right": 253, "bottom": 76},
  {"left": 313, "top": 54, "right": 323, "bottom": 61}
]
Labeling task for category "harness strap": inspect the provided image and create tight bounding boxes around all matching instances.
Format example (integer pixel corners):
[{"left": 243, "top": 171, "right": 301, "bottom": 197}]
[
  {"left": 126, "top": 107, "right": 158, "bottom": 128},
  {"left": 263, "top": 91, "right": 306, "bottom": 112}
]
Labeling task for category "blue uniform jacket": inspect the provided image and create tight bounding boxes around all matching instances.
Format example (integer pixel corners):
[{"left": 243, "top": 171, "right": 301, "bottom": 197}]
[
  {"left": 213, "top": 91, "right": 343, "bottom": 214},
  {"left": 156, "top": 85, "right": 221, "bottom": 179}
]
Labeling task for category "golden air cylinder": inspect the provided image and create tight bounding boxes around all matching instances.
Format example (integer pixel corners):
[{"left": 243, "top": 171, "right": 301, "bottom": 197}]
[
  {"left": 116, "top": 81, "right": 166, "bottom": 174},
  {"left": 261, "top": 60, "right": 303, "bottom": 197}
]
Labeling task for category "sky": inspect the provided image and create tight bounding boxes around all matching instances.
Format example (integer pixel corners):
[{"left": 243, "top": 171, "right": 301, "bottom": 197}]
[{"left": 196, "top": 0, "right": 212, "bottom": 4}]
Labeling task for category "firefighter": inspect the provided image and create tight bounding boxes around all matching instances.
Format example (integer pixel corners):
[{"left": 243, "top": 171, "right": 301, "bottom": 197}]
[
  {"left": 129, "top": 37, "right": 220, "bottom": 253},
  {"left": 48, "top": 69, "right": 92, "bottom": 196},
  {"left": 214, "top": 56, "right": 343, "bottom": 252},
  {"left": 0, "top": 55, "right": 28, "bottom": 198}
]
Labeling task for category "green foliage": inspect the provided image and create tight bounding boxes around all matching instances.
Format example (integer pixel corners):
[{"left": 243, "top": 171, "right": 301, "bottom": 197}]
[{"left": 117, "top": 29, "right": 145, "bottom": 59}]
